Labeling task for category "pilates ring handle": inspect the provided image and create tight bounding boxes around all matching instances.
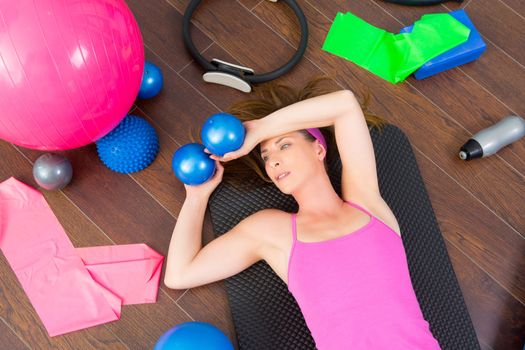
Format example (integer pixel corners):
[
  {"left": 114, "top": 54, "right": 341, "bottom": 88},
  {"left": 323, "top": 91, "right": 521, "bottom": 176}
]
[
  {"left": 382, "top": 0, "right": 463, "bottom": 5},
  {"left": 183, "top": 0, "right": 308, "bottom": 93}
]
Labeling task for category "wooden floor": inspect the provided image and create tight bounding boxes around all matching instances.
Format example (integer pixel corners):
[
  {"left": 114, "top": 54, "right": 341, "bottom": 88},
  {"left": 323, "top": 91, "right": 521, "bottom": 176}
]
[{"left": 1, "top": 0, "right": 524, "bottom": 349}]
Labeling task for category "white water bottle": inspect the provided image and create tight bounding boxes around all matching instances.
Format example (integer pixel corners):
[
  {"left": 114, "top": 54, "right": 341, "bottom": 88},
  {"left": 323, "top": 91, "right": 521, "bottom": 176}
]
[{"left": 459, "top": 115, "right": 525, "bottom": 160}]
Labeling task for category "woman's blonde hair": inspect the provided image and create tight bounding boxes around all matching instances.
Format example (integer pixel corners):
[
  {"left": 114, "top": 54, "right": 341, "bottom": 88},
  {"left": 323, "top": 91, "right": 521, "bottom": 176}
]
[{"left": 190, "top": 75, "right": 387, "bottom": 189}]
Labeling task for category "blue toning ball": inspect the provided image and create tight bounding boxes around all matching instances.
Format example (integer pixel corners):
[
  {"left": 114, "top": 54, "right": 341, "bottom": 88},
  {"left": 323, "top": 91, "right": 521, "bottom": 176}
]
[
  {"left": 172, "top": 143, "right": 216, "bottom": 185},
  {"left": 138, "top": 61, "right": 163, "bottom": 99},
  {"left": 201, "top": 112, "right": 245, "bottom": 157},
  {"left": 154, "top": 321, "right": 234, "bottom": 350}
]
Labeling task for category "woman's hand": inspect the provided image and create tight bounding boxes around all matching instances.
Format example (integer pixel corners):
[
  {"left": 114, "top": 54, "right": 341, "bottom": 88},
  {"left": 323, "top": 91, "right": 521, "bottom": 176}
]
[
  {"left": 184, "top": 160, "right": 224, "bottom": 199},
  {"left": 205, "top": 119, "right": 263, "bottom": 162}
]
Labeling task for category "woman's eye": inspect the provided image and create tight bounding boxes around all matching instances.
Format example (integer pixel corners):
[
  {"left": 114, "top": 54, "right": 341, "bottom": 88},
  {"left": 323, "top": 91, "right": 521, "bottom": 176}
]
[{"left": 262, "top": 144, "right": 289, "bottom": 162}]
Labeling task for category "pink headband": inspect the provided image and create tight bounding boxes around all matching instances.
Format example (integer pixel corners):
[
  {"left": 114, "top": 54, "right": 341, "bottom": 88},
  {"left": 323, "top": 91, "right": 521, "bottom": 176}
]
[{"left": 306, "top": 128, "right": 327, "bottom": 151}]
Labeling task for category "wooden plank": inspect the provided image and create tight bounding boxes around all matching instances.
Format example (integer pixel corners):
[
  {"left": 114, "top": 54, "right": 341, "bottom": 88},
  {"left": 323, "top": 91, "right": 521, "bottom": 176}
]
[
  {"left": 417, "top": 143, "right": 525, "bottom": 304},
  {"left": 463, "top": 0, "right": 525, "bottom": 65},
  {"left": 371, "top": 0, "right": 462, "bottom": 26},
  {"left": 126, "top": 0, "right": 212, "bottom": 72},
  {"left": 0, "top": 319, "right": 30, "bottom": 350},
  {"left": 447, "top": 242, "right": 525, "bottom": 350},
  {"left": 108, "top": 290, "right": 193, "bottom": 350},
  {"left": 500, "top": 0, "right": 525, "bottom": 18},
  {"left": 480, "top": 338, "right": 495, "bottom": 350},
  {"left": 238, "top": 0, "right": 263, "bottom": 12},
  {"left": 176, "top": 282, "right": 238, "bottom": 348}
]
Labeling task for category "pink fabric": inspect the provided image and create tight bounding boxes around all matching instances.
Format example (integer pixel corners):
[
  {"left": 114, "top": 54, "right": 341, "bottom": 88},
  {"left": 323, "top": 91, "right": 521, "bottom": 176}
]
[
  {"left": 0, "top": 177, "right": 164, "bottom": 337},
  {"left": 287, "top": 200, "right": 441, "bottom": 349},
  {"left": 306, "top": 128, "right": 327, "bottom": 151}
]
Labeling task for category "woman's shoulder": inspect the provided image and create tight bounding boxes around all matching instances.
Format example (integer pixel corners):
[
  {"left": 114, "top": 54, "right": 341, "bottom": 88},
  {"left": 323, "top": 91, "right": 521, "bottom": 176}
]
[
  {"left": 345, "top": 193, "right": 401, "bottom": 236},
  {"left": 241, "top": 208, "right": 292, "bottom": 244},
  {"left": 244, "top": 208, "right": 291, "bottom": 229}
]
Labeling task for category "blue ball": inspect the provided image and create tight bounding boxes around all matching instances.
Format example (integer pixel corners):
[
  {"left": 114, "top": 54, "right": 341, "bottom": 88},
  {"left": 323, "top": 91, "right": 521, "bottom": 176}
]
[
  {"left": 201, "top": 113, "right": 245, "bottom": 157},
  {"left": 96, "top": 115, "right": 159, "bottom": 174},
  {"left": 172, "top": 143, "right": 216, "bottom": 185},
  {"left": 154, "top": 322, "right": 234, "bottom": 350},
  {"left": 138, "top": 61, "right": 163, "bottom": 99}
]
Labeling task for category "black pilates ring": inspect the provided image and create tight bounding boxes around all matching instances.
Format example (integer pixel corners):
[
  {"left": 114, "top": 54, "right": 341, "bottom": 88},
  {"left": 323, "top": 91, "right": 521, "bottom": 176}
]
[{"left": 183, "top": 0, "right": 308, "bottom": 93}]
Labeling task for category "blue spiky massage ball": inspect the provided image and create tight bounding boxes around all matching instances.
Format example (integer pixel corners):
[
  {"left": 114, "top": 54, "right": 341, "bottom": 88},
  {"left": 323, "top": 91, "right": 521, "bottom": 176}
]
[{"left": 96, "top": 115, "right": 159, "bottom": 174}]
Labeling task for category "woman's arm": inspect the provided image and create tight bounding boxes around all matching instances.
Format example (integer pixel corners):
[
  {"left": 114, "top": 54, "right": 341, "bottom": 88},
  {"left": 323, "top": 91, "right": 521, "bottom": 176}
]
[
  {"left": 164, "top": 193, "right": 208, "bottom": 288},
  {"left": 256, "top": 89, "right": 355, "bottom": 140},
  {"left": 210, "top": 90, "right": 357, "bottom": 163},
  {"left": 256, "top": 89, "right": 379, "bottom": 198},
  {"left": 164, "top": 192, "right": 268, "bottom": 289}
]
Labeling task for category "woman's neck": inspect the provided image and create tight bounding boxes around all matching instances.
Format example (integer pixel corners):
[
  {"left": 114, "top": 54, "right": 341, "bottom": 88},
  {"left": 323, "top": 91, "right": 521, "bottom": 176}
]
[{"left": 292, "top": 172, "right": 345, "bottom": 218}]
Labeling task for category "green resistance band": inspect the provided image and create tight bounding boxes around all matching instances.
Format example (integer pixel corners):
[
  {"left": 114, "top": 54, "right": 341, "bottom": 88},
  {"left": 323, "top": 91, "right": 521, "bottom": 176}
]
[{"left": 322, "top": 12, "right": 471, "bottom": 83}]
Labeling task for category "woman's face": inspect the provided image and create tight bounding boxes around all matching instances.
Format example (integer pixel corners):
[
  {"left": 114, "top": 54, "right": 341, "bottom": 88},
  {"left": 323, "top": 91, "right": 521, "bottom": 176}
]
[{"left": 259, "top": 131, "right": 325, "bottom": 194}]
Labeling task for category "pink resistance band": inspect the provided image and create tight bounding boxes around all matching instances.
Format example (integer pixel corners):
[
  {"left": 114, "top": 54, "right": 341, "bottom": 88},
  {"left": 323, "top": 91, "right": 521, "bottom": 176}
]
[
  {"left": 306, "top": 128, "right": 327, "bottom": 150},
  {"left": 0, "top": 177, "right": 164, "bottom": 337}
]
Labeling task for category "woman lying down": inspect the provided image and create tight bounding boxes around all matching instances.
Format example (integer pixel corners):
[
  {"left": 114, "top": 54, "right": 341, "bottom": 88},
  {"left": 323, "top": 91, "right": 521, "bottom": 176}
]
[{"left": 164, "top": 76, "right": 441, "bottom": 350}]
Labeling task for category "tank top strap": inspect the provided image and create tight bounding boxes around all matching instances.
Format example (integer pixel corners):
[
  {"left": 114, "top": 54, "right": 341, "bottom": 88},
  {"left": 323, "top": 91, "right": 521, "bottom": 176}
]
[
  {"left": 344, "top": 200, "right": 373, "bottom": 218},
  {"left": 291, "top": 213, "right": 298, "bottom": 242}
]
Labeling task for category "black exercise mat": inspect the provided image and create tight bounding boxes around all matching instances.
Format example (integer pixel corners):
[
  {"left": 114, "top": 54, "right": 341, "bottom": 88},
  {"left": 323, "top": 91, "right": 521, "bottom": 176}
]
[{"left": 208, "top": 124, "right": 480, "bottom": 350}]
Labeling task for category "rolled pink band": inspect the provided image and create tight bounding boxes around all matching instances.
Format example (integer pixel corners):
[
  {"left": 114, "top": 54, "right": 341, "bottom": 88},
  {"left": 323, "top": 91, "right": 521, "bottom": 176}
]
[{"left": 306, "top": 128, "right": 327, "bottom": 150}]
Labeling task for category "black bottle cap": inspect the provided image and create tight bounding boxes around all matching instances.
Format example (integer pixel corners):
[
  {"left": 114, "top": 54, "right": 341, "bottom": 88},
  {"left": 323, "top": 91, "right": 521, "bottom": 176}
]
[{"left": 459, "top": 139, "right": 483, "bottom": 160}]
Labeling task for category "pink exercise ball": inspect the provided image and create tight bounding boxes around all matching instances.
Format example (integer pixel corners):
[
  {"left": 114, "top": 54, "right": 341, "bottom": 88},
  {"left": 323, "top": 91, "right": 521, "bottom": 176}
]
[{"left": 0, "top": 0, "right": 144, "bottom": 150}]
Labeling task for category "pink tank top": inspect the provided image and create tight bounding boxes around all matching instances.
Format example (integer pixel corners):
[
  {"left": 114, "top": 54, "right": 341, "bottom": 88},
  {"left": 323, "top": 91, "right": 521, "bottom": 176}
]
[{"left": 287, "top": 200, "right": 442, "bottom": 349}]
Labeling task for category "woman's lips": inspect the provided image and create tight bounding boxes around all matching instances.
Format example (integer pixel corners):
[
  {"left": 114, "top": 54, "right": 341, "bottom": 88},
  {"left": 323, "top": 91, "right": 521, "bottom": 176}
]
[{"left": 276, "top": 172, "right": 290, "bottom": 181}]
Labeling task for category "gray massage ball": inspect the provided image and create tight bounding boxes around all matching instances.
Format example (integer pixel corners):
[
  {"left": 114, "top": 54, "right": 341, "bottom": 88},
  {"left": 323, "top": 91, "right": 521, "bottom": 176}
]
[{"left": 33, "top": 153, "right": 73, "bottom": 190}]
